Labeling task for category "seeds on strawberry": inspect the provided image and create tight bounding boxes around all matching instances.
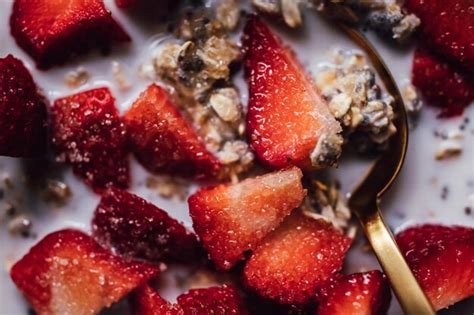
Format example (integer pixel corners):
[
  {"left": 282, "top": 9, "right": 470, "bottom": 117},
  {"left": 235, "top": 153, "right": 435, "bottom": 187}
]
[
  {"left": 92, "top": 188, "right": 201, "bottom": 263},
  {"left": 243, "top": 212, "right": 352, "bottom": 305},
  {"left": 243, "top": 15, "right": 342, "bottom": 170},
  {"left": 0, "top": 55, "right": 48, "bottom": 157},
  {"left": 10, "top": 0, "right": 130, "bottom": 69},
  {"left": 51, "top": 87, "right": 130, "bottom": 193},
  {"left": 10, "top": 229, "right": 162, "bottom": 315},
  {"left": 124, "top": 84, "right": 221, "bottom": 180},
  {"left": 189, "top": 167, "right": 306, "bottom": 270},
  {"left": 315, "top": 271, "right": 391, "bottom": 315}
]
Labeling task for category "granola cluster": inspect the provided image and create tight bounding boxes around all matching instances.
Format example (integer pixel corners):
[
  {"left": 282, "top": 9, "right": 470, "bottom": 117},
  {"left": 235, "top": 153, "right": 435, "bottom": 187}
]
[
  {"left": 143, "top": 3, "right": 254, "bottom": 181},
  {"left": 315, "top": 50, "right": 397, "bottom": 152}
]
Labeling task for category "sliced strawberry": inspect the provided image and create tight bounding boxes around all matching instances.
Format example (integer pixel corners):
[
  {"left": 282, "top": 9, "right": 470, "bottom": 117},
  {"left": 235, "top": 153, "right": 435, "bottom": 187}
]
[
  {"left": 133, "top": 284, "right": 183, "bottom": 315},
  {"left": 0, "top": 54, "right": 48, "bottom": 157},
  {"left": 315, "top": 271, "right": 391, "bottom": 315},
  {"left": 243, "top": 15, "right": 341, "bottom": 170},
  {"left": 243, "top": 212, "right": 352, "bottom": 305},
  {"left": 51, "top": 87, "right": 130, "bottom": 193},
  {"left": 412, "top": 48, "right": 474, "bottom": 117},
  {"left": 124, "top": 84, "right": 221, "bottom": 180},
  {"left": 133, "top": 284, "right": 248, "bottom": 315},
  {"left": 396, "top": 224, "right": 474, "bottom": 310},
  {"left": 10, "top": 229, "right": 162, "bottom": 315},
  {"left": 10, "top": 0, "right": 130, "bottom": 69},
  {"left": 404, "top": 0, "right": 474, "bottom": 72},
  {"left": 92, "top": 188, "right": 200, "bottom": 263},
  {"left": 188, "top": 167, "right": 306, "bottom": 270}
]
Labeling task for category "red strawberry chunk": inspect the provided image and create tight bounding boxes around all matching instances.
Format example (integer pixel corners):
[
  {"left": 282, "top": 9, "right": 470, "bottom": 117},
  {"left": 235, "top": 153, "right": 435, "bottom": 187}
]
[
  {"left": 10, "top": 229, "right": 162, "bottom": 315},
  {"left": 124, "top": 84, "right": 221, "bottom": 180},
  {"left": 92, "top": 188, "right": 200, "bottom": 263},
  {"left": 243, "top": 212, "right": 352, "bottom": 305},
  {"left": 396, "top": 224, "right": 474, "bottom": 310},
  {"left": 51, "top": 87, "right": 130, "bottom": 193},
  {"left": 133, "top": 284, "right": 248, "bottom": 315},
  {"left": 243, "top": 15, "right": 341, "bottom": 170},
  {"left": 315, "top": 271, "right": 391, "bottom": 315},
  {"left": 404, "top": 0, "right": 474, "bottom": 72},
  {"left": 10, "top": 0, "right": 130, "bottom": 69},
  {"left": 412, "top": 48, "right": 474, "bottom": 117},
  {"left": 116, "top": 0, "right": 138, "bottom": 8},
  {"left": 0, "top": 55, "right": 48, "bottom": 157},
  {"left": 189, "top": 167, "right": 306, "bottom": 270}
]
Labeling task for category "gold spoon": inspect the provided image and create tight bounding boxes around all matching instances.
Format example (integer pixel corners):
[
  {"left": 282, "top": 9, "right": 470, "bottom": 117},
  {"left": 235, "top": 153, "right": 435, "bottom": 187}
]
[{"left": 336, "top": 24, "right": 435, "bottom": 315}]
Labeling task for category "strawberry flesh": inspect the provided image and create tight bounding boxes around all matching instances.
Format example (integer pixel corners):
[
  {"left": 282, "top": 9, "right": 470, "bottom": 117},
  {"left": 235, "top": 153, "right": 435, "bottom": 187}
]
[
  {"left": 189, "top": 167, "right": 306, "bottom": 270},
  {"left": 404, "top": 0, "right": 474, "bottom": 72},
  {"left": 51, "top": 87, "right": 130, "bottom": 193},
  {"left": 124, "top": 84, "right": 221, "bottom": 180},
  {"left": 10, "top": 229, "right": 161, "bottom": 315},
  {"left": 243, "top": 15, "right": 341, "bottom": 169},
  {"left": 243, "top": 212, "right": 352, "bottom": 305},
  {"left": 315, "top": 271, "right": 391, "bottom": 315},
  {"left": 10, "top": 0, "right": 130, "bottom": 69},
  {"left": 396, "top": 224, "right": 474, "bottom": 310},
  {"left": 133, "top": 284, "right": 248, "bottom": 315},
  {"left": 412, "top": 48, "right": 474, "bottom": 117},
  {"left": 0, "top": 54, "right": 48, "bottom": 157},
  {"left": 92, "top": 188, "right": 200, "bottom": 263}
]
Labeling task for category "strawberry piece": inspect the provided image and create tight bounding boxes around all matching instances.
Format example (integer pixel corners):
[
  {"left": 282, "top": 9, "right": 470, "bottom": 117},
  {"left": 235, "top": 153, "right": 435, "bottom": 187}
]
[
  {"left": 124, "top": 84, "right": 221, "bottom": 180},
  {"left": 51, "top": 87, "right": 130, "bottom": 193},
  {"left": 133, "top": 284, "right": 248, "bottom": 315},
  {"left": 10, "top": 0, "right": 130, "bottom": 69},
  {"left": 412, "top": 48, "right": 474, "bottom": 117},
  {"left": 177, "top": 285, "right": 249, "bottom": 315},
  {"left": 188, "top": 167, "right": 306, "bottom": 270},
  {"left": 243, "top": 212, "right": 352, "bottom": 305},
  {"left": 10, "top": 229, "right": 162, "bottom": 315},
  {"left": 133, "top": 284, "right": 183, "bottom": 315},
  {"left": 315, "top": 271, "right": 391, "bottom": 315},
  {"left": 396, "top": 224, "right": 474, "bottom": 310},
  {"left": 116, "top": 0, "right": 138, "bottom": 8},
  {"left": 0, "top": 55, "right": 48, "bottom": 157},
  {"left": 404, "top": 0, "right": 474, "bottom": 72},
  {"left": 92, "top": 188, "right": 200, "bottom": 263},
  {"left": 243, "top": 15, "right": 341, "bottom": 170}
]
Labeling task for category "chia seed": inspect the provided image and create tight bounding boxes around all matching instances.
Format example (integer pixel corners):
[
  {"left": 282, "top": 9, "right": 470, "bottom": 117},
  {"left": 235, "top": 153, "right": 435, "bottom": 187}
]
[
  {"left": 441, "top": 186, "right": 449, "bottom": 200},
  {"left": 465, "top": 207, "right": 472, "bottom": 215}
]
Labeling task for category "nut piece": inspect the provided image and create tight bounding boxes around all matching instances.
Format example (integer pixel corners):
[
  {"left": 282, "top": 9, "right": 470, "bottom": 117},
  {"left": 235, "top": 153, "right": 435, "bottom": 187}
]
[
  {"left": 435, "top": 141, "right": 463, "bottom": 160},
  {"left": 64, "top": 67, "right": 90, "bottom": 88},
  {"left": 112, "top": 61, "right": 130, "bottom": 90},
  {"left": 209, "top": 88, "right": 242, "bottom": 122},
  {"left": 216, "top": 0, "right": 241, "bottom": 31},
  {"left": 310, "top": 133, "right": 343, "bottom": 168},
  {"left": 8, "top": 214, "right": 32, "bottom": 237}
]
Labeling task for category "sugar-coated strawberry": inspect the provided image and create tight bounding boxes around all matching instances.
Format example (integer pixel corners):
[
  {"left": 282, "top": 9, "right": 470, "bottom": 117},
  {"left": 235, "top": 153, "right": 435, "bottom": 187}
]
[
  {"left": 396, "top": 224, "right": 474, "bottom": 310},
  {"left": 177, "top": 285, "right": 249, "bottom": 315},
  {"left": 133, "top": 284, "right": 183, "bottom": 315},
  {"left": 315, "top": 271, "right": 391, "bottom": 315},
  {"left": 92, "top": 188, "right": 200, "bottom": 263},
  {"left": 133, "top": 284, "right": 248, "bottom": 315},
  {"left": 51, "top": 87, "right": 130, "bottom": 193},
  {"left": 0, "top": 55, "right": 48, "bottom": 157},
  {"left": 243, "top": 15, "right": 341, "bottom": 170},
  {"left": 10, "top": 229, "right": 162, "bottom": 315},
  {"left": 404, "top": 0, "right": 474, "bottom": 72},
  {"left": 10, "top": 0, "right": 130, "bottom": 69},
  {"left": 124, "top": 84, "right": 221, "bottom": 180},
  {"left": 189, "top": 167, "right": 306, "bottom": 270},
  {"left": 243, "top": 212, "right": 352, "bottom": 305},
  {"left": 412, "top": 48, "right": 474, "bottom": 117}
]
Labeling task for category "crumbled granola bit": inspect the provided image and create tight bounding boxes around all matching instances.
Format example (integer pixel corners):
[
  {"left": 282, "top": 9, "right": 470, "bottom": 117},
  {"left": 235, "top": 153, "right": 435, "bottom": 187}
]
[
  {"left": 215, "top": 0, "right": 241, "bottom": 31},
  {"left": 402, "top": 83, "right": 422, "bottom": 115},
  {"left": 2, "top": 174, "right": 14, "bottom": 189},
  {"left": 111, "top": 61, "right": 130, "bottom": 90},
  {"left": 209, "top": 87, "right": 242, "bottom": 122},
  {"left": 8, "top": 214, "right": 32, "bottom": 237},
  {"left": 41, "top": 179, "right": 71, "bottom": 206},
  {"left": 434, "top": 128, "right": 464, "bottom": 160},
  {"left": 315, "top": 50, "right": 396, "bottom": 150},
  {"left": 146, "top": 176, "right": 189, "bottom": 200},
  {"left": 310, "top": 133, "right": 343, "bottom": 168},
  {"left": 64, "top": 67, "right": 90, "bottom": 88},
  {"left": 2, "top": 202, "right": 16, "bottom": 217},
  {"left": 302, "top": 179, "right": 356, "bottom": 236},
  {"left": 252, "top": 0, "right": 306, "bottom": 28}
]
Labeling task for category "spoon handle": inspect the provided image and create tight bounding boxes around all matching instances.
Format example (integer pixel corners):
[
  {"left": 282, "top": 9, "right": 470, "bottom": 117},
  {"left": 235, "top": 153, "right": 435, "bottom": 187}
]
[{"left": 359, "top": 205, "right": 435, "bottom": 315}]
